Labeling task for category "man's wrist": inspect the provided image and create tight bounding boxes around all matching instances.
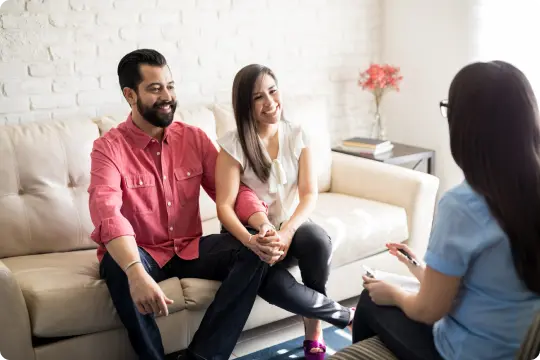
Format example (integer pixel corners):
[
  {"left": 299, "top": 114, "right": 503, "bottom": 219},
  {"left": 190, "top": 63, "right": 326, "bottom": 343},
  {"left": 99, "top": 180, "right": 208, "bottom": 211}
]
[
  {"left": 246, "top": 211, "right": 269, "bottom": 229},
  {"left": 123, "top": 260, "right": 141, "bottom": 272},
  {"left": 125, "top": 262, "right": 145, "bottom": 278},
  {"left": 259, "top": 222, "right": 275, "bottom": 231}
]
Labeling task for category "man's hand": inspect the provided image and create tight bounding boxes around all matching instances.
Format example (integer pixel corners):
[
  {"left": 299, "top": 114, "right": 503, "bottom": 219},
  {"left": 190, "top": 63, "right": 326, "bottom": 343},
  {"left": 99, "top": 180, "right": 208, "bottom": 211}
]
[
  {"left": 126, "top": 265, "right": 174, "bottom": 316},
  {"left": 257, "top": 222, "right": 275, "bottom": 240}
]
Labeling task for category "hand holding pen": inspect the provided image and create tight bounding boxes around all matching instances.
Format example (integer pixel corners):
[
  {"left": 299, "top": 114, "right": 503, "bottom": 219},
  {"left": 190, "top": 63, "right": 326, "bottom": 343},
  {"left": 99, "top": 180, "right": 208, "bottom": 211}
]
[{"left": 386, "top": 242, "right": 425, "bottom": 281}]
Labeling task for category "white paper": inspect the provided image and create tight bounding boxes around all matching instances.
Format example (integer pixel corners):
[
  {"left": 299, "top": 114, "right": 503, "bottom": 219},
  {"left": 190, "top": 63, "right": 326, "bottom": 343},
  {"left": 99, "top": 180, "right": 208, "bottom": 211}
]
[{"left": 373, "top": 270, "right": 421, "bottom": 293}]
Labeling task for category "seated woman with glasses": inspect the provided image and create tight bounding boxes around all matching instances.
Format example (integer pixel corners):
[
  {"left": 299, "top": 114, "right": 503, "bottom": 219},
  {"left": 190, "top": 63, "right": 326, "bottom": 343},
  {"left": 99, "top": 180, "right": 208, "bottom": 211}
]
[{"left": 351, "top": 61, "right": 540, "bottom": 360}]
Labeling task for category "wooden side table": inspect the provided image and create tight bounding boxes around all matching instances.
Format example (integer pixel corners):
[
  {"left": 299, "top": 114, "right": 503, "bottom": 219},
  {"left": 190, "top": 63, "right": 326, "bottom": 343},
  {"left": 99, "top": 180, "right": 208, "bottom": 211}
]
[{"left": 332, "top": 142, "right": 436, "bottom": 175}]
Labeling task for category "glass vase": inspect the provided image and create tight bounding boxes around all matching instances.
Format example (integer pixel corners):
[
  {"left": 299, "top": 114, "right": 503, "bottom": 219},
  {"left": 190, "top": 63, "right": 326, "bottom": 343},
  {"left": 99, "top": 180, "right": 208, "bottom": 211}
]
[{"left": 371, "top": 109, "right": 387, "bottom": 140}]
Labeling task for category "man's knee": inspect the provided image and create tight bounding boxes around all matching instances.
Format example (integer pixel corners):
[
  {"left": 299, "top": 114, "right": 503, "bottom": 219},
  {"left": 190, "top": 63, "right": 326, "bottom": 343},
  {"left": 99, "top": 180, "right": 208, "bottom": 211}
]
[
  {"left": 237, "top": 243, "right": 263, "bottom": 265},
  {"left": 218, "top": 233, "right": 265, "bottom": 266},
  {"left": 100, "top": 251, "right": 124, "bottom": 280}
]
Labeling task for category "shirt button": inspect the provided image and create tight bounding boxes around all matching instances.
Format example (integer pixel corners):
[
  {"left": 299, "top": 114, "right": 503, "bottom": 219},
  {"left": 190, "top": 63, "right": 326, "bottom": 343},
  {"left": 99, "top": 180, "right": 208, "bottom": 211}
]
[
  {"left": 163, "top": 175, "right": 167, "bottom": 180},
  {"left": 139, "top": 180, "right": 143, "bottom": 185},
  {"left": 157, "top": 152, "right": 161, "bottom": 156},
  {"left": 187, "top": 172, "right": 191, "bottom": 176},
  {"left": 169, "top": 226, "right": 173, "bottom": 231},
  {"left": 167, "top": 201, "right": 171, "bottom": 206}
]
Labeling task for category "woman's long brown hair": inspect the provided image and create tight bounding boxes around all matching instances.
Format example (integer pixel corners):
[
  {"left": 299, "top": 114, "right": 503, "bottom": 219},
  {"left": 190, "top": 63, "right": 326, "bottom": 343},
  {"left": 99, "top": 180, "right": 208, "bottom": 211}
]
[
  {"left": 448, "top": 61, "right": 540, "bottom": 294},
  {"left": 232, "top": 64, "right": 278, "bottom": 182}
]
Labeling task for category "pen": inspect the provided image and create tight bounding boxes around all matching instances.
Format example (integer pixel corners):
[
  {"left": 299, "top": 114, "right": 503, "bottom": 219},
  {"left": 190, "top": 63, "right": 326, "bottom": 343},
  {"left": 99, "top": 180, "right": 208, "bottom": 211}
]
[{"left": 398, "top": 248, "right": 420, "bottom": 266}]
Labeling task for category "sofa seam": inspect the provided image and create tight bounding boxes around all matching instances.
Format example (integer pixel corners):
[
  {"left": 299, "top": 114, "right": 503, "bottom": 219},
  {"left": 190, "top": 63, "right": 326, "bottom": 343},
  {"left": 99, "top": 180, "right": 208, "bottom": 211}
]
[
  {"left": 6, "top": 129, "right": 34, "bottom": 249},
  {"left": 56, "top": 124, "right": 84, "bottom": 248}
]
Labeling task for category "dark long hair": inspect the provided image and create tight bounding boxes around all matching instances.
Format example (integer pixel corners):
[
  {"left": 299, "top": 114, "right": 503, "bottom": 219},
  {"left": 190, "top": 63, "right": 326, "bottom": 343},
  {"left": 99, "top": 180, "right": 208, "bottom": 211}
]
[
  {"left": 448, "top": 61, "right": 540, "bottom": 294},
  {"left": 232, "top": 64, "right": 278, "bottom": 182}
]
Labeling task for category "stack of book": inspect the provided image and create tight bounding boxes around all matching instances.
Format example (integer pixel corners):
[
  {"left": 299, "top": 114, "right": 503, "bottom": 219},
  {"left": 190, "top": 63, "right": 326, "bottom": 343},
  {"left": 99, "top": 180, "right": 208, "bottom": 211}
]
[{"left": 340, "top": 137, "right": 394, "bottom": 155}]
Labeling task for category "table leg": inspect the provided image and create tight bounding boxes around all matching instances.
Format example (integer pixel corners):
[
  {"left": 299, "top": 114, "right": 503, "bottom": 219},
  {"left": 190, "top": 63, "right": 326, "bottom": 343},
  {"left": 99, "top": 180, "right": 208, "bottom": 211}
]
[{"left": 427, "top": 156, "right": 435, "bottom": 175}]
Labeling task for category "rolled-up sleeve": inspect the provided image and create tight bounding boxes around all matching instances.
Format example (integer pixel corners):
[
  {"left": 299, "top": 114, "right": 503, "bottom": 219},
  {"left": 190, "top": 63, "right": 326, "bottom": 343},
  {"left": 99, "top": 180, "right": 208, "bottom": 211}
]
[
  {"left": 88, "top": 139, "right": 135, "bottom": 245},
  {"left": 235, "top": 185, "right": 268, "bottom": 224}
]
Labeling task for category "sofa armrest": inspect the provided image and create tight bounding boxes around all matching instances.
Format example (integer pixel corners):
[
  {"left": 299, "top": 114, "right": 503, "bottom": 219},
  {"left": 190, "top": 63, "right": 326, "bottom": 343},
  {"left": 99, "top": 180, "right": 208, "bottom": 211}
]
[
  {"left": 0, "top": 259, "right": 34, "bottom": 360},
  {"left": 330, "top": 152, "right": 440, "bottom": 254}
]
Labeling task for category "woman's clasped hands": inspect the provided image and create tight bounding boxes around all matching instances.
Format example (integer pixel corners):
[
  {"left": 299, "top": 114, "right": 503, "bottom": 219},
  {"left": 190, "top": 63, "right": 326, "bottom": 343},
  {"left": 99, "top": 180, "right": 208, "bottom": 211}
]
[{"left": 246, "top": 222, "right": 293, "bottom": 265}]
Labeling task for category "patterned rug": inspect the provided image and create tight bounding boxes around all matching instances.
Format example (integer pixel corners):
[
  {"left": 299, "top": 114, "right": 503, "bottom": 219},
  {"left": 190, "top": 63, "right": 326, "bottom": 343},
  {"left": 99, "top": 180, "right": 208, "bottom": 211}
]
[{"left": 236, "top": 326, "right": 352, "bottom": 360}]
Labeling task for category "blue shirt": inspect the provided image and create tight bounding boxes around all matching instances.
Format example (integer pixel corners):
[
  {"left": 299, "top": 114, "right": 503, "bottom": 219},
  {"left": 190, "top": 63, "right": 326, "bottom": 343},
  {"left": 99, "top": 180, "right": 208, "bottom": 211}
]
[{"left": 425, "top": 181, "right": 540, "bottom": 360}]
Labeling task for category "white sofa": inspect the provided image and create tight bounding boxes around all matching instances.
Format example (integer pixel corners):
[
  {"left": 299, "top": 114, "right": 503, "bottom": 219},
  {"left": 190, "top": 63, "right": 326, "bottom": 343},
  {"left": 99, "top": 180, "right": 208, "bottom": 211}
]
[{"left": 0, "top": 97, "right": 439, "bottom": 360}]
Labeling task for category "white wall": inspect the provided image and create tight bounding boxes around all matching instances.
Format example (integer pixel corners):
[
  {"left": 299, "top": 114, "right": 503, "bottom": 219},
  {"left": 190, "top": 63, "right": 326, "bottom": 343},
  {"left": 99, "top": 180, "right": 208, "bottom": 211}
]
[
  {"left": 475, "top": 0, "right": 540, "bottom": 93},
  {"left": 381, "top": 0, "right": 478, "bottom": 194},
  {"left": 0, "top": 0, "right": 381, "bottom": 143}
]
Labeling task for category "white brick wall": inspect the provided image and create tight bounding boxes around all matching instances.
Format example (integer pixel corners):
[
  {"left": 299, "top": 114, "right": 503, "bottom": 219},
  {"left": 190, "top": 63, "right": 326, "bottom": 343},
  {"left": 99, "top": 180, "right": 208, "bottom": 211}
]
[
  {"left": 0, "top": 0, "right": 381, "bottom": 141},
  {"left": 4, "top": 78, "right": 51, "bottom": 95}
]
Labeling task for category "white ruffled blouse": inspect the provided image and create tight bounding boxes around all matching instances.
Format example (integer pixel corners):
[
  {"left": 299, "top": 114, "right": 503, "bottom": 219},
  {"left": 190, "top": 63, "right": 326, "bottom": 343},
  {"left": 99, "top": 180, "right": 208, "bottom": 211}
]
[{"left": 217, "top": 120, "right": 309, "bottom": 228}]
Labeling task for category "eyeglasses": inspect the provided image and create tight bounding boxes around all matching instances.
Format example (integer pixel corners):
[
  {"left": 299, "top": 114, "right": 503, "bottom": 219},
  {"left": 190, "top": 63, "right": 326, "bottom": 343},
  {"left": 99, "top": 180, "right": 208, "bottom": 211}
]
[{"left": 440, "top": 100, "right": 449, "bottom": 118}]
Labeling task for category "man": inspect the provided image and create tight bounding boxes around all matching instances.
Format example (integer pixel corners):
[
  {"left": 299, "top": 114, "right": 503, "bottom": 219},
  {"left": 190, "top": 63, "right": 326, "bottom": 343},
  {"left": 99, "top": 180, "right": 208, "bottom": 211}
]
[{"left": 88, "top": 49, "right": 280, "bottom": 360}]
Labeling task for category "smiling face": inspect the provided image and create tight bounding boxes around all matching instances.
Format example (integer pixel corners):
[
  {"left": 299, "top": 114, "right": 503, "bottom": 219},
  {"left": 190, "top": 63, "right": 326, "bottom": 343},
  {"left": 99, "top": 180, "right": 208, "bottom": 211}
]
[
  {"left": 126, "top": 64, "right": 177, "bottom": 128},
  {"left": 251, "top": 73, "right": 282, "bottom": 126}
]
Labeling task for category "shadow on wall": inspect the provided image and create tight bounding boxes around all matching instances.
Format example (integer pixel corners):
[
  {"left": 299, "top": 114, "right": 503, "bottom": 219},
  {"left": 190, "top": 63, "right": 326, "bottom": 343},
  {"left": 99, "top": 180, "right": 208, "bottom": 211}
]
[{"left": 381, "top": 0, "right": 473, "bottom": 196}]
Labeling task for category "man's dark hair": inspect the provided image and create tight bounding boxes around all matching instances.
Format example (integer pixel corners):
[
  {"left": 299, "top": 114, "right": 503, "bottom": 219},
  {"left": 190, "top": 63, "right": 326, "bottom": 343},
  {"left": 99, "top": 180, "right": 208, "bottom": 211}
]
[{"left": 117, "top": 49, "right": 167, "bottom": 92}]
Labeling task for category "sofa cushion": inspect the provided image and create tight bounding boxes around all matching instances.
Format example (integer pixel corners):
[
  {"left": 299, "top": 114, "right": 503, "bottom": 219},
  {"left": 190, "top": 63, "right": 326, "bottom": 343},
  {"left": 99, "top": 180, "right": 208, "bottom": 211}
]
[
  {"left": 2, "top": 250, "right": 186, "bottom": 338},
  {"left": 281, "top": 96, "right": 332, "bottom": 193},
  {"left": 212, "top": 103, "right": 236, "bottom": 139},
  {"left": 181, "top": 278, "right": 221, "bottom": 311},
  {"left": 314, "top": 192, "right": 408, "bottom": 268},
  {"left": 92, "top": 115, "right": 120, "bottom": 136},
  {"left": 0, "top": 119, "right": 98, "bottom": 258},
  {"left": 202, "top": 217, "right": 222, "bottom": 236},
  {"left": 176, "top": 106, "right": 218, "bottom": 143}
]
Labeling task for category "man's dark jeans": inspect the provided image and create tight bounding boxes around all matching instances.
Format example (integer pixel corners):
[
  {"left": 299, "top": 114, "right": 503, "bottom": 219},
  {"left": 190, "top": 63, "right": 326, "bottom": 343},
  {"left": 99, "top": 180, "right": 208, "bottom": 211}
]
[{"left": 100, "top": 233, "right": 268, "bottom": 360}]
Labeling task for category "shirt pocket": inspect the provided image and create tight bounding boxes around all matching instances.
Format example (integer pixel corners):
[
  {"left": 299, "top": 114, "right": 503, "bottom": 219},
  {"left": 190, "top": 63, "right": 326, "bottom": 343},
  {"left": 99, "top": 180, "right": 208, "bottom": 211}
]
[
  {"left": 174, "top": 166, "right": 203, "bottom": 206},
  {"left": 124, "top": 173, "right": 157, "bottom": 214}
]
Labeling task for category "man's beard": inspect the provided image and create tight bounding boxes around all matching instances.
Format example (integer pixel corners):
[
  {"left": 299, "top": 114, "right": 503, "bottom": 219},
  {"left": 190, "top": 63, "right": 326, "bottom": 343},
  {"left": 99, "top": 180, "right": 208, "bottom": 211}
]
[{"left": 137, "top": 98, "right": 177, "bottom": 128}]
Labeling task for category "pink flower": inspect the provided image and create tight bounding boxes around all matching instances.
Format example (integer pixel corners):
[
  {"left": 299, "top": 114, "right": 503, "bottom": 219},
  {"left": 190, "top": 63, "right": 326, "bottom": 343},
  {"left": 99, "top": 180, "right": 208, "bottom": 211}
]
[
  {"left": 358, "top": 63, "right": 403, "bottom": 92},
  {"left": 358, "top": 63, "right": 403, "bottom": 108}
]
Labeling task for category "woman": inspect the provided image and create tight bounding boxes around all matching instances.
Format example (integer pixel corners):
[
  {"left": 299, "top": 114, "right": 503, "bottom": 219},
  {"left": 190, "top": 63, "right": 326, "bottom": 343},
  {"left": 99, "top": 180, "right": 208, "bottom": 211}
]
[
  {"left": 353, "top": 60, "right": 540, "bottom": 360},
  {"left": 215, "top": 64, "right": 350, "bottom": 359}
]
